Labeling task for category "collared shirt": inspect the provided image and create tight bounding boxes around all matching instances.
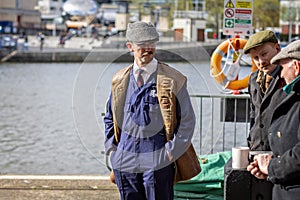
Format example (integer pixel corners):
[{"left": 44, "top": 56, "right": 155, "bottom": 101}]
[
  {"left": 257, "top": 65, "right": 281, "bottom": 83},
  {"left": 256, "top": 65, "right": 281, "bottom": 94},
  {"left": 133, "top": 58, "right": 158, "bottom": 83}
]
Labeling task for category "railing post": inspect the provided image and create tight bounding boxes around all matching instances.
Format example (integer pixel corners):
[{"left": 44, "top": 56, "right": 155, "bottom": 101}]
[
  {"left": 199, "top": 97, "right": 203, "bottom": 155},
  {"left": 222, "top": 97, "right": 226, "bottom": 151},
  {"left": 234, "top": 98, "right": 237, "bottom": 146},
  {"left": 191, "top": 94, "right": 249, "bottom": 155},
  {"left": 211, "top": 98, "right": 214, "bottom": 154}
]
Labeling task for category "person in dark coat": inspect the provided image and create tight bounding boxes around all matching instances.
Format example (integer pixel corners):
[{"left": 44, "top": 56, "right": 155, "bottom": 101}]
[
  {"left": 243, "top": 30, "right": 286, "bottom": 152},
  {"left": 247, "top": 39, "right": 300, "bottom": 200},
  {"left": 224, "top": 31, "right": 286, "bottom": 199}
]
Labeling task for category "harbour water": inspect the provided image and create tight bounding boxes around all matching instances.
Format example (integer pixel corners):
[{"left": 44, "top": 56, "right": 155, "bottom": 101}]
[{"left": 0, "top": 60, "right": 250, "bottom": 175}]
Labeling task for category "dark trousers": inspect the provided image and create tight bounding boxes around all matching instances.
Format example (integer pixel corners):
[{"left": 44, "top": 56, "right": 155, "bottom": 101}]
[{"left": 113, "top": 164, "right": 175, "bottom": 200}]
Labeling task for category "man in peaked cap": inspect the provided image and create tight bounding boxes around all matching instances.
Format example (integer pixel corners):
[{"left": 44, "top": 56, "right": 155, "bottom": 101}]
[
  {"left": 125, "top": 21, "right": 159, "bottom": 67},
  {"left": 244, "top": 30, "right": 286, "bottom": 152},
  {"left": 247, "top": 40, "right": 300, "bottom": 200},
  {"left": 225, "top": 30, "right": 286, "bottom": 200},
  {"left": 103, "top": 21, "right": 200, "bottom": 200},
  {"left": 242, "top": 30, "right": 286, "bottom": 199},
  {"left": 271, "top": 40, "right": 300, "bottom": 85},
  {"left": 126, "top": 21, "right": 159, "bottom": 45}
]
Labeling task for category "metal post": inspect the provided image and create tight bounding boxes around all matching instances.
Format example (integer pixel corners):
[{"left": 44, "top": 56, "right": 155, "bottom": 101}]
[
  {"left": 199, "top": 97, "right": 203, "bottom": 155},
  {"left": 222, "top": 97, "right": 226, "bottom": 151},
  {"left": 211, "top": 98, "right": 214, "bottom": 154},
  {"left": 233, "top": 98, "right": 237, "bottom": 146}
]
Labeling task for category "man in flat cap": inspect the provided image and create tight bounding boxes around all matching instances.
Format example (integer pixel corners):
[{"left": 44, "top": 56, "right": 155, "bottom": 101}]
[
  {"left": 244, "top": 30, "right": 286, "bottom": 152},
  {"left": 247, "top": 39, "right": 300, "bottom": 200},
  {"left": 103, "top": 21, "right": 200, "bottom": 200},
  {"left": 226, "top": 30, "right": 286, "bottom": 199},
  {"left": 241, "top": 30, "right": 286, "bottom": 199}
]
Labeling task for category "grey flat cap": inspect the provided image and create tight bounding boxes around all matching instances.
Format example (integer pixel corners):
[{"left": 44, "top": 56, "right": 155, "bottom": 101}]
[
  {"left": 271, "top": 40, "right": 300, "bottom": 64},
  {"left": 243, "top": 30, "right": 278, "bottom": 54},
  {"left": 126, "top": 21, "right": 159, "bottom": 44}
]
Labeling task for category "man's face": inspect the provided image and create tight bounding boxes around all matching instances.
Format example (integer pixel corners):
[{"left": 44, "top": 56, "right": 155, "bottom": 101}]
[
  {"left": 249, "top": 42, "right": 280, "bottom": 74},
  {"left": 279, "top": 58, "right": 299, "bottom": 84},
  {"left": 127, "top": 42, "right": 156, "bottom": 67}
]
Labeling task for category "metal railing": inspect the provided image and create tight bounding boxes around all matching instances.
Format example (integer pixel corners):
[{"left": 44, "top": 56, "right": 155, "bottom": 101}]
[
  {"left": 104, "top": 93, "right": 251, "bottom": 172},
  {"left": 173, "top": 10, "right": 206, "bottom": 19},
  {"left": 190, "top": 94, "right": 250, "bottom": 155}
]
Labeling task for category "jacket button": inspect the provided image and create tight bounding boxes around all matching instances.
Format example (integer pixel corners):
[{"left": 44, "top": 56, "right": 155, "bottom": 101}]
[
  {"left": 277, "top": 131, "right": 282, "bottom": 138},
  {"left": 260, "top": 124, "right": 264, "bottom": 128}
]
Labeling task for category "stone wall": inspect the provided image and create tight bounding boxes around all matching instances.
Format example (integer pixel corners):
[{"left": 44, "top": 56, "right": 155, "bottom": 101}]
[{"left": 0, "top": 45, "right": 217, "bottom": 63}]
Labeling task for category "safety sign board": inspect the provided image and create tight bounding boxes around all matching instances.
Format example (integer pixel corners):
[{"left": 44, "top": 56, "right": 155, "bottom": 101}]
[
  {"left": 225, "top": 8, "right": 234, "bottom": 18},
  {"left": 223, "top": 0, "right": 253, "bottom": 36}
]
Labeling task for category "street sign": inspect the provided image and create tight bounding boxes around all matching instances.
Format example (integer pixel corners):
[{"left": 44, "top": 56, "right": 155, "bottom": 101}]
[
  {"left": 223, "top": 0, "right": 253, "bottom": 36},
  {"left": 225, "top": 8, "right": 235, "bottom": 18},
  {"left": 225, "top": 19, "right": 234, "bottom": 28}
]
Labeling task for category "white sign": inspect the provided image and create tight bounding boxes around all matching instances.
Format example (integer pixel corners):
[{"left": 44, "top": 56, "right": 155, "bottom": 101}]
[{"left": 223, "top": 0, "right": 253, "bottom": 36}]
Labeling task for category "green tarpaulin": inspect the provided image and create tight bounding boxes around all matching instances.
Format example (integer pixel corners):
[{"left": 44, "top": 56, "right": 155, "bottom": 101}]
[{"left": 174, "top": 151, "right": 232, "bottom": 199}]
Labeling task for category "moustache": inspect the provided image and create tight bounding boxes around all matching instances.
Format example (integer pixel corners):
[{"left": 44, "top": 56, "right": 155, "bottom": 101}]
[{"left": 142, "top": 51, "right": 153, "bottom": 56}]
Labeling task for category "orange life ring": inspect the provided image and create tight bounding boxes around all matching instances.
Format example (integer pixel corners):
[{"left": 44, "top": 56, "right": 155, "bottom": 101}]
[{"left": 210, "top": 38, "right": 258, "bottom": 90}]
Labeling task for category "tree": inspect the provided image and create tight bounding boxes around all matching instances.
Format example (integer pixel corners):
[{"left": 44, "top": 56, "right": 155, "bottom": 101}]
[
  {"left": 253, "top": 0, "right": 279, "bottom": 30},
  {"left": 280, "top": 4, "right": 299, "bottom": 22},
  {"left": 175, "top": 0, "right": 194, "bottom": 11},
  {"left": 205, "top": 0, "right": 224, "bottom": 37}
]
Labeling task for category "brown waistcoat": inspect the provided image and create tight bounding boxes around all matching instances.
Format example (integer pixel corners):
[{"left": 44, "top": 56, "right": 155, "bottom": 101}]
[{"left": 110, "top": 62, "right": 201, "bottom": 183}]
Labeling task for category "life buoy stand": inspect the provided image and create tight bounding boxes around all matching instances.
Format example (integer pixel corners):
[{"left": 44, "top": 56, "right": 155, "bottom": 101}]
[{"left": 210, "top": 38, "right": 257, "bottom": 90}]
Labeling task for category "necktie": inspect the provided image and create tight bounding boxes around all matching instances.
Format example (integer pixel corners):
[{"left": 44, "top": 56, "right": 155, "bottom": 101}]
[
  {"left": 265, "top": 74, "right": 273, "bottom": 91},
  {"left": 136, "top": 69, "right": 144, "bottom": 88},
  {"left": 256, "top": 71, "right": 273, "bottom": 94}
]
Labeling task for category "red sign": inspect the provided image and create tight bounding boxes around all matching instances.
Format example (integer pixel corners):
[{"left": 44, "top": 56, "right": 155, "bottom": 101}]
[{"left": 235, "top": 9, "right": 252, "bottom": 14}]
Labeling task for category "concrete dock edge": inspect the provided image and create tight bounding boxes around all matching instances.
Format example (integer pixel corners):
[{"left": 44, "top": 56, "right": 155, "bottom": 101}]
[{"left": 0, "top": 175, "right": 119, "bottom": 200}]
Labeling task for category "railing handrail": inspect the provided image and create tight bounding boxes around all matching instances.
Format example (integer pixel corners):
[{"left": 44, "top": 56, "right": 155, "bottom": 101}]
[
  {"left": 173, "top": 10, "right": 206, "bottom": 19},
  {"left": 190, "top": 93, "right": 250, "bottom": 99}
]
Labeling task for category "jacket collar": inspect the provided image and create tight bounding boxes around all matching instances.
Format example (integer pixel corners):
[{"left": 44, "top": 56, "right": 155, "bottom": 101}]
[{"left": 283, "top": 75, "right": 300, "bottom": 94}]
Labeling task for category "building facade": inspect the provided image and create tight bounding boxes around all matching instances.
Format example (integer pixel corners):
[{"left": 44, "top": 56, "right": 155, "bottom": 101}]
[
  {"left": 280, "top": 0, "right": 300, "bottom": 36},
  {"left": 0, "top": 0, "right": 41, "bottom": 33},
  {"left": 38, "top": 0, "right": 66, "bottom": 33},
  {"left": 173, "top": 0, "right": 206, "bottom": 42}
]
